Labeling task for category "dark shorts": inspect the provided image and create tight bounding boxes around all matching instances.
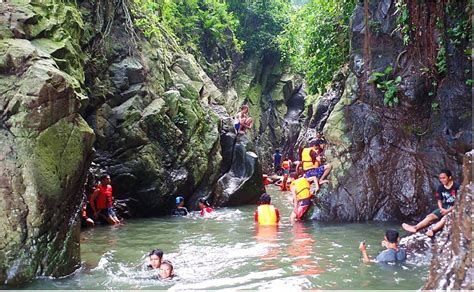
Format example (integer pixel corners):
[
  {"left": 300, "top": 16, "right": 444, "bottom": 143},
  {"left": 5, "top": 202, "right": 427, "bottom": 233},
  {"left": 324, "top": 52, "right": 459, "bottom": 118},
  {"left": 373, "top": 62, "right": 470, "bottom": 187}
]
[
  {"left": 274, "top": 164, "right": 282, "bottom": 173},
  {"left": 304, "top": 165, "right": 325, "bottom": 179},
  {"left": 100, "top": 207, "right": 116, "bottom": 218},
  {"left": 234, "top": 122, "right": 240, "bottom": 132},
  {"left": 432, "top": 205, "right": 452, "bottom": 218}
]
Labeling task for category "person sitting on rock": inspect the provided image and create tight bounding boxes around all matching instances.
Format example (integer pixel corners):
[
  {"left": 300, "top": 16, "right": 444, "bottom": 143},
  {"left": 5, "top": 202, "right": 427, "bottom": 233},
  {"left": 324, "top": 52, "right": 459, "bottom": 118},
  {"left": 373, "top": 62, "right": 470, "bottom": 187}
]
[
  {"left": 198, "top": 198, "right": 214, "bottom": 217},
  {"left": 290, "top": 176, "right": 318, "bottom": 223},
  {"left": 236, "top": 104, "right": 253, "bottom": 134},
  {"left": 158, "top": 260, "right": 175, "bottom": 280},
  {"left": 173, "top": 196, "right": 189, "bottom": 216},
  {"left": 359, "top": 229, "right": 406, "bottom": 264},
  {"left": 254, "top": 193, "right": 280, "bottom": 225},
  {"left": 147, "top": 248, "right": 164, "bottom": 270},
  {"left": 301, "top": 140, "right": 332, "bottom": 188},
  {"left": 90, "top": 174, "right": 121, "bottom": 225},
  {"left": 402, "top": 169, "right": 459, "bottom": 237}
]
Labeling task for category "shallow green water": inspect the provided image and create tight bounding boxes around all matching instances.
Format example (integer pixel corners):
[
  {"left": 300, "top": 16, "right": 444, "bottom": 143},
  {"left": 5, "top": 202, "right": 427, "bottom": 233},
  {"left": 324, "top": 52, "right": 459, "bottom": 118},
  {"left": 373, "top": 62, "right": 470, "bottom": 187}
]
[{"left": 25, "top": 186, "right": 429, "bottom": 290}]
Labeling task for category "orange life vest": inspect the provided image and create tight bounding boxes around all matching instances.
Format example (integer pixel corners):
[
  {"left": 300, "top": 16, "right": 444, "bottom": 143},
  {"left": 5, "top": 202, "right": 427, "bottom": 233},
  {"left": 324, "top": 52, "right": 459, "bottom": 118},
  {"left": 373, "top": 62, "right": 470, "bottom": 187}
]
[
  {"left": 301, "top": 147, "right": 319, "bottom": 171},
  {"left": 95, "top": 184, "right": 113, "bottom": 210},
  {"left": 291, "top": 177, "right": 311, "bottom": 201},
  {"left": 282, "top": 160, "right": 290, "bottom": 170},
  {"left": 257, "top": 205, "right": 278, "bottom": 225}
]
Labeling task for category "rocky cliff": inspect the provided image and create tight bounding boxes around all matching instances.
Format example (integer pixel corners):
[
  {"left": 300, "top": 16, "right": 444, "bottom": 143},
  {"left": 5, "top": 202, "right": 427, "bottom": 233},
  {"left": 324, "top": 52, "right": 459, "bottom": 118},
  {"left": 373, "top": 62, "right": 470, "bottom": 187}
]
[{"left": 304, "top": 0, "right": 472, "bottom": 221}]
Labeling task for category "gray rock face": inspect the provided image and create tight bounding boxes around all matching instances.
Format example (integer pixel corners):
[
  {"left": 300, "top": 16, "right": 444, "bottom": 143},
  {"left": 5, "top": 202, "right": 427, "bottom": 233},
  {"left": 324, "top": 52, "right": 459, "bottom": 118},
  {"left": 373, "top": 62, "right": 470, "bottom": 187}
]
[
  {"left": 424, "top": 151, "right": 473, "bottom": 290},
  {"left": 301, "top": 0, "right": 472, "bottom": 222},
  {"left": 0, "top": 2, "right": 94, "bottom": 284}
]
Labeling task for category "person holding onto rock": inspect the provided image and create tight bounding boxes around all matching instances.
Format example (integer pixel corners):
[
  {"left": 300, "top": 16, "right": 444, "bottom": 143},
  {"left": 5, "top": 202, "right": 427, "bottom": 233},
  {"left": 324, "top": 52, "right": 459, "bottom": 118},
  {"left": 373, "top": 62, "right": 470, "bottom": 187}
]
[
  {"left": 289, "top": 176, "right": 319, "bottom": 223},
  {"left": 359, "top": 229, "right": 406, "bottom": 263},
  {"left": 236, "top": 104, "right": 253, "bottom": 134},
  {"left": 90, "top": 174, "right": 121, "bottom": 225},
  {"left": 173, "top": 196, "right": 189, "bottom": 216},
  {"left": 301, "top": 140, "right": 332, "bottom": 189},
  {"left": 402, "top": 169, "right": 459, "bottom": 237}
]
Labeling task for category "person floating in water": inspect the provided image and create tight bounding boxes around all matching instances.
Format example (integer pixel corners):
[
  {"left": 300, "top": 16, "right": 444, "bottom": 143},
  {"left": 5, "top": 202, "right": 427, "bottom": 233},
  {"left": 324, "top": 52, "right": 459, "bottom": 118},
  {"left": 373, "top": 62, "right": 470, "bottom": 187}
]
[
  {"left": 289, "top": 176, "right": 318, "bottom": 223},
  {"left": 173, "top": 196, "right": 189, "bottom": 216},
  {"left": 235, "top": 104, "right": 253, "bottom": 134},
  {"left": 301, "top": 140, "right": 332, "bottom": 190},
  {"left": 158, "top": 260, "right": 175, "bottom": 280},
  {"left": 147, "top": 249, "right": 163, "bottom": 270},
  {"left": 402, "top": 169, "right": 459, "bottom": 237},
  {"left": 272, "top": 149, "right": 282, "bottom": 175},
  {"left": 359, "top": 229, "right": 406, "bottom": 263},
  {"left": 198, "top": 198, "right": 214, "bottom": 217},
  {"left": 90, "top": 174, "right": 121, "bottom": 225},
  {"left": 254, "top": 193, "right": 280, "bottom": 225}
]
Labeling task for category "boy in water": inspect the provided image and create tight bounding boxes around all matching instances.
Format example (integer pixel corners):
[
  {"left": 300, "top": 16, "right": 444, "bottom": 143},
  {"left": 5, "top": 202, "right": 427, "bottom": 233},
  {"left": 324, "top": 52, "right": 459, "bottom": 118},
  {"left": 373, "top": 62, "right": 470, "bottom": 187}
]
[
  {"left": 359, "top": 229, "right": 406, "bottom": 263},
  {"left": 402, "top": 169, "right": 459, "bottom": 237},
  {"left": 159, "top": 260, "right": 174, "bottom": 280},
  {"left": 147, "top": 249, "right": 163, "bottom": 270},
  {"left": 198, "top": 198, "right": 214, "bottom": 216},
  {"left": 173, "top": 196, "right": 189, "bottom": 216}
]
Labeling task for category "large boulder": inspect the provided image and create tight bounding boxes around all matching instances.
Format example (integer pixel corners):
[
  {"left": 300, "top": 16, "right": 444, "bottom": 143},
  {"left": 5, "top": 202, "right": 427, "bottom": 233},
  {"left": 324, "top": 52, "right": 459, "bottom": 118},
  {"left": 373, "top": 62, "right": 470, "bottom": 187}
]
[
  {"left": 0, "top": 2, "right": 94, "bottom": 284},
  {"left": 424, "top": 151, "right": 473, "bottom": 290},
  {"left": 300, "top": 0, "right": 472, "bottom": 221}
]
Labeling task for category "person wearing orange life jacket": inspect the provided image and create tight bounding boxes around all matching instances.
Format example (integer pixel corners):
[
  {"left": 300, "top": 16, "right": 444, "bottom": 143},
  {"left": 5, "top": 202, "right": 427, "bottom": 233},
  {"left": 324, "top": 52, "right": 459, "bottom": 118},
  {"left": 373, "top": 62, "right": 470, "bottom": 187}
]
[
  {"left": 90, "top": 174, "right": 121, "bottom": 225},
  {"left": 290, "top": 176, "right": 319, "bottom": 223},
  {"left": 254, "top": 193, "right": 280, "bottom": 225},
  {"left": 280, "top": 157, "right": 292, "bottom": 191},
  {"left": 301, "top": 140, "right": 332, "bottom": 191}
]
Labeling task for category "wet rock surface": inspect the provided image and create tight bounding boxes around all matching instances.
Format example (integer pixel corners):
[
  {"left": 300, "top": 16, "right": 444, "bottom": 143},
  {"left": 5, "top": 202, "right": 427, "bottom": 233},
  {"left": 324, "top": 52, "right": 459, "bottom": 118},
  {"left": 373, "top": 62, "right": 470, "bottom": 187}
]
[
  {"left": 301, "top": 0, "right": 472, "bottom": 221},
  {"left": 0, "top": 2, "right": 94, "bottom": 284},
  {"left": 424, "top": 151, "right": 473, "bottom": 290}
]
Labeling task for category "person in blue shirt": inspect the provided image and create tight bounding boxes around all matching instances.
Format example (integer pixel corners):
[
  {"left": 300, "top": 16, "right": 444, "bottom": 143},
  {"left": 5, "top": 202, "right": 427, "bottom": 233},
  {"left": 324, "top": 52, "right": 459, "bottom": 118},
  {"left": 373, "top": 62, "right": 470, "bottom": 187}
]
[
  {"left": 173, "top": 196, "right": 188, "bottom": 216},
  {"left": 359, "top": 229, "right": 406, "bottom": 264},
  {"left": 272, "top": 149, "right": 282, "bottom": 175}
]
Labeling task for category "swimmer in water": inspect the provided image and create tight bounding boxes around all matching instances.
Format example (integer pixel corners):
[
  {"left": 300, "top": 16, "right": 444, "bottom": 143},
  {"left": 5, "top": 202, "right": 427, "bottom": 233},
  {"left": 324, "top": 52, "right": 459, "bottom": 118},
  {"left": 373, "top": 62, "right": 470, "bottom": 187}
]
[
  {"left": 147, "top": 249, "right": 163, "bottom": 270},
  {"left": 158, "top": 260, "right": 174, "bottom": 280}
]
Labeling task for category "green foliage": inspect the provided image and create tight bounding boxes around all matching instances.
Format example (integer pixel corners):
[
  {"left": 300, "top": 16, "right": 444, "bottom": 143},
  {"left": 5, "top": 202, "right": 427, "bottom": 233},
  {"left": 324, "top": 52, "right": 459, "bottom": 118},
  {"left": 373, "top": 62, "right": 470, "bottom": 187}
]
[
  {"left": 132, "top": 0, "right": 243, "bottom": 53},
  {"left": 227, "top": 0, "right": 291, "bottom": 56},
  {"left": 277, "top": 0, "right": 356, "bottom": 94},
  {"left": 394, "top": 0, "right": 411, "bottom": 45},
  {"left": 367, "top": 65, "right": 402, "bottom": 107}
]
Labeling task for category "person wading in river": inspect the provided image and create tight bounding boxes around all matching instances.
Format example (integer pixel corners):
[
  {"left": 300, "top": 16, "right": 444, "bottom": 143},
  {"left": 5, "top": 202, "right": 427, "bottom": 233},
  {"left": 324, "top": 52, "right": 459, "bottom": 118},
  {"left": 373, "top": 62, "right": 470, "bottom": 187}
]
[
  {"left": 254, "top": 193, "right": 280, "bottom": 225},
  {"left": 90, "top": 174, "right": 121, "bottom": 225},
  {"left": 173, "top": 196, "right": 189, "bottom": 216},
  {"left": 359, "top": 229, "right": 406, "bottom": 263},
  {"left": 198, "top": 198, "right": 214, "bottom": 217},
  {"left": 402, "top": 169, "right": 459, "bottom": 237},
  {"left": 290, "top": 176, "right": 318, "bottom": 223},
  {"left": 147, "top": 249, "right": 164, "bottom": 270}
]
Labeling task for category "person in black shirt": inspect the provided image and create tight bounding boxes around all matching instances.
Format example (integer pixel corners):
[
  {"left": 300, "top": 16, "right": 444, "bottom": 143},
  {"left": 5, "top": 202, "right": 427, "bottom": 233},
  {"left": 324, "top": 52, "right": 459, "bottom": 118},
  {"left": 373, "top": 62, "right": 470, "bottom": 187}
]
[
  {"left": 173, "top": 196, "right": 189, "bottom": 216},
  {"left": 402, "top": 169, "right": 459, "bottom": 237}
]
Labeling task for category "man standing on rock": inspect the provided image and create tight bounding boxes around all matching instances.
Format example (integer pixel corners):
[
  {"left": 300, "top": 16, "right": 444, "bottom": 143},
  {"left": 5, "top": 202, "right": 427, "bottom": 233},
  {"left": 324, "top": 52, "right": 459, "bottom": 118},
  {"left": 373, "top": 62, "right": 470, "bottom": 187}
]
[
  {"left": 90, "top": 174, "right": 121, "bottom": 225},
  {"left": 402, "top": 169, "right": 459, "bottom": 237},
  {"left": 272, "top": 149, "right": 282, "bottom": 175}
]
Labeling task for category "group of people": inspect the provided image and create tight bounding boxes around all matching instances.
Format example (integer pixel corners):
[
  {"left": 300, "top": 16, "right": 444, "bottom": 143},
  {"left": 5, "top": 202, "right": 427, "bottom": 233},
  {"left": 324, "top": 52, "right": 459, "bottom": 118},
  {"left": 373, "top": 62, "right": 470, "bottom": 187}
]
[
  {"left": 147, "top": 249, "right": 175, "bottom": 280},
  {"left": 172, "top": 197, "right": 214, "bottom": 217}
]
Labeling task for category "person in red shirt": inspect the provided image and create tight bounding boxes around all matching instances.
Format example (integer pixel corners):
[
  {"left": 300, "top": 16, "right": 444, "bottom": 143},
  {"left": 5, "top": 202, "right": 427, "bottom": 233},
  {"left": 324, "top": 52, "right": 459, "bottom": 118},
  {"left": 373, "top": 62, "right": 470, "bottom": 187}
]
[
  {"left": 90, "top": 174, "right": 121, "bottom": 225},
  {"left": 254, "top": 193, "right": 280, "bottom": 225},
  {"left": 198, "top": 198, "right": 214, "bottom": 217}
]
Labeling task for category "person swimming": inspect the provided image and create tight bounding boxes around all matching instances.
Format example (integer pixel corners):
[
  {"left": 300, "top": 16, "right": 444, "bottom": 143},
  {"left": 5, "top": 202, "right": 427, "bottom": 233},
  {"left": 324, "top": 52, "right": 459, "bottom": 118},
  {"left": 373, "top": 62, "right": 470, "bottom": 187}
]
[
  {"left": 173, "top": 196, "right": 189, "bottom": 216},
  {"left": 158, "top": 260, "right": 175, "bottom": 280},
  {"left": 198, "top": 198, "right": 214, "bottom": 216},
  {"left": 147, "top": 249, "right": 163, "bottom": 270}
]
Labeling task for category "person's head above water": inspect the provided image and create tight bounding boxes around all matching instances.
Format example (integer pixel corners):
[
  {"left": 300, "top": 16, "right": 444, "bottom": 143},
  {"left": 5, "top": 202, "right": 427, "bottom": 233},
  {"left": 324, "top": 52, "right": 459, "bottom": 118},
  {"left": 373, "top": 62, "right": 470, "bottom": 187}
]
[
  {"left": 148, "top": 249, "right": 163, "bottom": 269},
  {"left": 384, "top": 229, "right": 400, "bottom": 244},
  {"left": 198, "top": 198, "right": 211, "bottom": 208},
  {"left": 175, "top": 196, "right": 184, "bottom": 207},
  {"left": 259, "top": 193, "right": 271, "bottom": 205},
  {"left": 159, "top": 260, "right": 174, "bottom": 279}
]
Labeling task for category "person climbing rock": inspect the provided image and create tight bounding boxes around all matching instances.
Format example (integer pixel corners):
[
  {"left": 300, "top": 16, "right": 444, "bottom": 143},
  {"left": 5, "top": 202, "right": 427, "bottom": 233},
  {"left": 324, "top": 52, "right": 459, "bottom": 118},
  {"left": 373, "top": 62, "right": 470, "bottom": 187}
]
[
  {"left": 198, "top": 198, "right": 214, "bottom": 217},
  {"left": 173, "top": 196, "right": 189, "bottom": 216},
  {"left": 273, "top": 149, "right": 282, "bottom": 175},
  {"left": 254, "top": 193, "right": 280, "bottom": 225},
  {"left": 289, "top": 176, "right": 318, "bottom": 223},
  {"left": 158, "top": 260, "right": 175, "bottom": 280},
  {"left": 236, "top": 104, "right": 253, "bottom": 134},
  {"left": 402, "top": 169, "right": 459, "bottom": 237},
  {"left": 301, "top": 140, "right": 332, "bottom": 186},
  {"left": 147, "top": 249, "right": 164, "bottom": 270},
  {"left": 90, "top": 174, "right": 121, "bottom": 225},
  {"left": 359, "top": 229, "right": 406, "bottom": 263},
  {"left": 81, "top": 197, "right": 94, "bottom": 228}
]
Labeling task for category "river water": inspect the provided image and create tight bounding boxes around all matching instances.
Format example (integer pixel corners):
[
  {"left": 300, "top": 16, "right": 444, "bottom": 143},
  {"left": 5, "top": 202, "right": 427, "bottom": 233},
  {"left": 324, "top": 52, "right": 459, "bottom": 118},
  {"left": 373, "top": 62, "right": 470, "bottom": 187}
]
[{"left": 26, "top": 186, "right": 429, "bottom": 290}]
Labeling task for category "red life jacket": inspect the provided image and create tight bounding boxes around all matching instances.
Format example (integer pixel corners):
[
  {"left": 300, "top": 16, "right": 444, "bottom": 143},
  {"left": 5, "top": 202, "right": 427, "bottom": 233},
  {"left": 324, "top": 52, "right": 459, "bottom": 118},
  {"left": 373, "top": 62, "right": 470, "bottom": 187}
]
[{"left": 96, "top": 184, "right": 113, "bottom": 209}]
